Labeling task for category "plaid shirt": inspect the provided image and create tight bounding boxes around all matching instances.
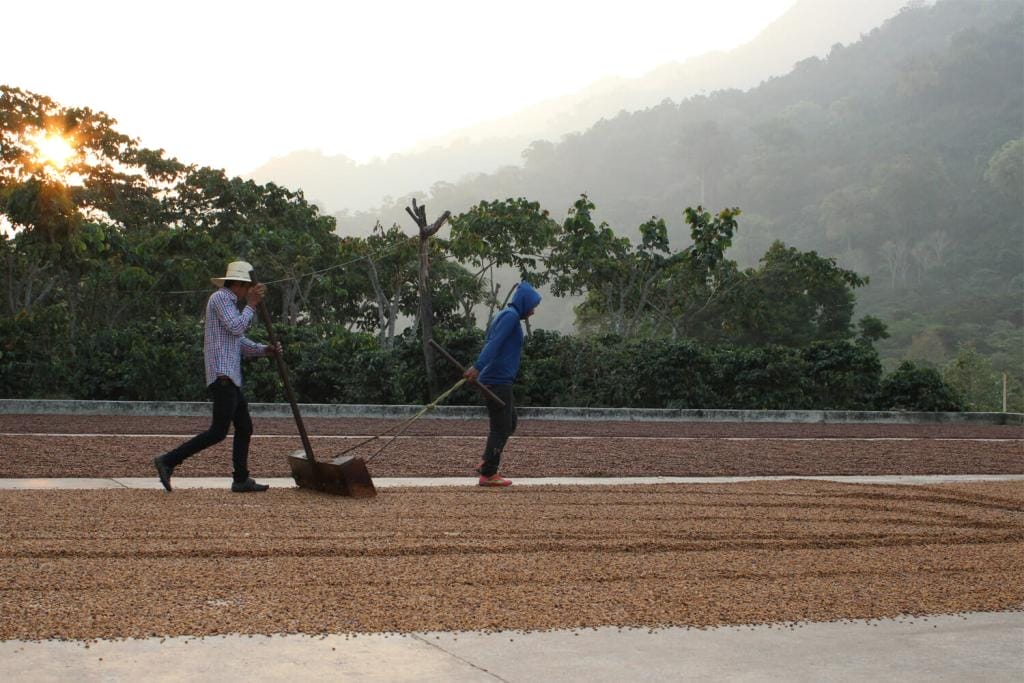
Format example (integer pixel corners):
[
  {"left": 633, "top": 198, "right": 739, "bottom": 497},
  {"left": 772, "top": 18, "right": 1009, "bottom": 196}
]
[{"left": 203, "top": 288, "right": 267, "bottom": 387}]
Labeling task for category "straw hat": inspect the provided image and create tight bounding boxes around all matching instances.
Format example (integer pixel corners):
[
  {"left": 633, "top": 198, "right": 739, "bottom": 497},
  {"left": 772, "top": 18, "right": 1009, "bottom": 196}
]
[{"left": 211, "top": 260, "right": 254, "bottom": 287}]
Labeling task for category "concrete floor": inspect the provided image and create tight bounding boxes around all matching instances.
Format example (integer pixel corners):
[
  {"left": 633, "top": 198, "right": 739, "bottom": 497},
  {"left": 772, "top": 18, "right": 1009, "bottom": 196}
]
[{"left": 0, "top": 612, "right": 1021, "bottom": 682}]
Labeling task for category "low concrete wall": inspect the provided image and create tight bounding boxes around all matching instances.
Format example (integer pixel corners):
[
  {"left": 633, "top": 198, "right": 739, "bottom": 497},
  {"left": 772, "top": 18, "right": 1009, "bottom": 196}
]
[{"left": 1, "top": 399, "right": 1021, "bottom": 425}]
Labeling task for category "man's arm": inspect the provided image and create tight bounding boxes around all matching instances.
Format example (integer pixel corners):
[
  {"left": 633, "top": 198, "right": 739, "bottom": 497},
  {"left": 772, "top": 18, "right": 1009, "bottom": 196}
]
[
  {"left": 212, "top": 290, "right": 255, "bottom": 336},
  {"left": 240, "top": 338, "right": 266, "bottom": 357},
  {"left": 241, "top": 339, "right": 282, "bottom": 358}
]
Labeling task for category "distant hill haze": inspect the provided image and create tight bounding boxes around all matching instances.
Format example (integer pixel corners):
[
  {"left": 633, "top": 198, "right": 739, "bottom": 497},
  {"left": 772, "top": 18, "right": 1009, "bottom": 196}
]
[
  {"left": 306, "top": 0, "right": 1020, "bottom": 363},
  {"left": 248, "top": 0, "right": 910, "bottom": 214}
]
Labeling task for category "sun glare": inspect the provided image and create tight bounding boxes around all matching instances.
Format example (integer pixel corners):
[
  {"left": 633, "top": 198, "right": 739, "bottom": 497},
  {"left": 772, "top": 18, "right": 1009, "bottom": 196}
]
[
  {"left": 29, "top": 131, "right": 76, "bottom": 170},
  {"left": 1, "top": 215, "right": 18, "bottom": 238}
]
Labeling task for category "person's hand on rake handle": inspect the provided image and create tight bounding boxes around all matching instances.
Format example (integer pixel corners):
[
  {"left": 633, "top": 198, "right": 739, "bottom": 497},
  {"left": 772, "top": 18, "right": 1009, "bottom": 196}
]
[
  {"left": 246, "top": 283, "right": 266, "bottom": 308},
  {"left": 463, "top": 365, "right": 480, "bottom": 384},
  {"left": 265, "top": 341, "right": 283, "bottom": 357}
]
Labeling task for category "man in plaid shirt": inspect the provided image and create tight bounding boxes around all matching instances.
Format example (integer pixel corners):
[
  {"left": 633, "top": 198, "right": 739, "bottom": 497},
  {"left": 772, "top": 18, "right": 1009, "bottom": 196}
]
[{"left": 154, "top": 261, "right": 281, "bottom": 493}]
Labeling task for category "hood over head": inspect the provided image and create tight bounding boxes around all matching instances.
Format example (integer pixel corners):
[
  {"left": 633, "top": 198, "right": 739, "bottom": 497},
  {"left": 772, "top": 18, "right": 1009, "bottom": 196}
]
[{"left": 509, "top": 281, "right": 542, "bottom": 319}]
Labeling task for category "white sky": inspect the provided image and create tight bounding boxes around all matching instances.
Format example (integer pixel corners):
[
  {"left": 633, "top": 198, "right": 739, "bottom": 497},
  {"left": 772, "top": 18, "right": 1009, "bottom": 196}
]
[{"left": 5, "top": 0, "right": 795, "bottom": 176}]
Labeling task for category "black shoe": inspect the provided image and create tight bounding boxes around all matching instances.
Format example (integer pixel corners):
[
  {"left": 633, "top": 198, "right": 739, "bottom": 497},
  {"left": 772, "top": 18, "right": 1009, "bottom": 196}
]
[
  {"left": 154, "top": 456, "right": 174, "bottom": 492},
  {"left": 231, "top": 478, "right": 269, "bottom": 493}
]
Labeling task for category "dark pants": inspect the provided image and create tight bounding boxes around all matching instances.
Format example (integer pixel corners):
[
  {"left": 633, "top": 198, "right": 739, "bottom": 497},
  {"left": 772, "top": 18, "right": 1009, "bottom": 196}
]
[
  {"left": 160, "top": 378, "right": 253, "bottom": 483},
  {"left": 480, "top": 384, "right": 516, "bottom": 477}
]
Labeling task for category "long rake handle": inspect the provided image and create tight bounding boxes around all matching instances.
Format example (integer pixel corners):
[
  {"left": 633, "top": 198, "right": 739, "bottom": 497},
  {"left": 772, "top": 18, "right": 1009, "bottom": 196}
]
[
  {"left": 336, "top": 377, "right": 467, "bottom": 460},
  {"left": 428, "top": 339, "right": 505, "bottom": 407},
  {"left": 256, "top": 300, "right": 316, "bottom": 463},
  {"left": 363, "top": 378, "right": 466, "bottom": 462}
]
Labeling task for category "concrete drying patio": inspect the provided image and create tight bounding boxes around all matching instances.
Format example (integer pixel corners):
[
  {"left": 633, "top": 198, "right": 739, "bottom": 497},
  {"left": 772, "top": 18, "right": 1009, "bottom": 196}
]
[
  {"left": 2, "top": 612, "right": 1021, "bottom": 682},
  {"left": 1, "top": 403, "right": 1020, "bottom": 681}
]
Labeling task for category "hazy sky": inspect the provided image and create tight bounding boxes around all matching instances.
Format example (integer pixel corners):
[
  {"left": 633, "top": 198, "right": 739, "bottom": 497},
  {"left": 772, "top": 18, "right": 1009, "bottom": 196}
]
[{"left": 6, "top": 0, "right": 796, "bottom": 175}]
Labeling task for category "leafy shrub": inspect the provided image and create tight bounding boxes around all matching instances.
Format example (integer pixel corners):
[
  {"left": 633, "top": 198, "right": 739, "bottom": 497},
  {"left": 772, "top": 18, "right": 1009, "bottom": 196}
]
[
  {"left": 0, "top": 318, "right": 966, "bottom": 412},
  {"left": 802, "top": 340, "right": 883, "bottom": 410},
  {"left": 876, "top": 361, "right": 964, "bottom": 411},
  {"left": 0, "top": 306, "right": 73, "bottom": 398},
  {"left": 72, "top": 316, "right": 205, "bottom": 400}
]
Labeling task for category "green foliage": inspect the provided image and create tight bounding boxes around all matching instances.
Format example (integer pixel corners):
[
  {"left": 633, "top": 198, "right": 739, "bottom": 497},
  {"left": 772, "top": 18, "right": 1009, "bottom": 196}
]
[
  {"left": 877, "top": 361, "right": 964, "bottom": 412},
  {"left": 449, "top": 197, "right": 557, "bottom": 326},
  {"left": 714, "top": 346, "right": 808, "bottom": 409},
  {"left": 345, "top": 223, "right": 419, "bottom": 345},
  {"left": 425, "top": 239, "right": 484, "bottom": 333},
  {"left": 684, "top": 206, "right": 740, "bottom": 272},
  {"left": 168, "top": 167, "right": 349, "bottom": 326},
  {"left": 0, "top": 308, "right": 962, "bottom": 411},
  {"left": 0, "top": 85, "right": 185, "bottom": 257},
  {"left": 943, "top": 342, "right": 1021, "bottom": 412},
  {"left": 275, "top": 325, "right": 404, "bottom": 404},
  {"left": 724, "top": 241, "right": 868, "bottom": 347},
  {"left": 857, "top": 315, "right": 890, "bottom": 344},
  {"left": 549, "top": 197, "right": 705, "bottom": 338},
  {"left": 513, "top": 329, "right": 578, "bottom": 406},
  {"left": 801, "top": 340, "right": 882, "bottom": 410},
  {"left": 1, "top": 177, "right": 80, "bottom": 241},
  {"left": 518, "top": 332, "right": 891, "bottom": 410},
  {"left": 449, "top": 197, "right": 556, "bottom": 281},
  {"left": 547, "top": 195, "right": 632, "bottom": 298},
  {"left": 72, "top": 317, "right": 206, "bottom": 401},
  {"left": 540, "top": 198, "right": 870, "bottom": 350},
  {"left": 0, "top": 306, "right": 72, "bottom": 397}
]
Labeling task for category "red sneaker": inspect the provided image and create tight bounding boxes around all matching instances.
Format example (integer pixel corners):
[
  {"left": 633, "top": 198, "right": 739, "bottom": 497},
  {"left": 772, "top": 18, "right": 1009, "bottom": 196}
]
[{"left": 478, "top": 474, "right": 512, "bottom": 487}]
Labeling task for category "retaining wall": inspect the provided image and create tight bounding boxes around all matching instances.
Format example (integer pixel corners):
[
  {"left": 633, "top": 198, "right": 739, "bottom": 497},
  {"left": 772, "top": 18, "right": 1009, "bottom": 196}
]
[{"left": 1, "top": 399, "right": 1021, "bottom": 425}]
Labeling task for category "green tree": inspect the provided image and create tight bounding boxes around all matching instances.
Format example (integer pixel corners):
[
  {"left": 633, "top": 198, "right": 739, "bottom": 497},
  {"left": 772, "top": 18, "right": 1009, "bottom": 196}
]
[
  {"left": 651, "top": 206, "right": 742, "bottom": 341},
  {"left": 857, "top": 315, "right": 890, "bottom": 344},
  {"left": 347, "top": 224, "right": 417, "bottom": 347},
  {"left": 1, "top": 85, "right": 186, "bottom": 325},
  {"left": 165, "top": 168, "right": 343, "bottom": 324},
  {"left": 943, "top": 342, "right": 1002, "bottom": 411},
  {"left": 448, "top": 197, "right": 557, "bottom": 325},
  {"left": 548, "top": 196, "right": 685, "bottom": 337},
  {"left": 877, "top": 361, "right": 964, "bottom": 412},
  {"left": 724, "top": 241, "right": 868, "bottom": 347}
]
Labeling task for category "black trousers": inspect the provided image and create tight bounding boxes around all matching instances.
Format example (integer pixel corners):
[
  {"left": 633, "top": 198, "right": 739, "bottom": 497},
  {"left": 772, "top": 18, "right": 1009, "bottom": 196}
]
[
  {"left": 161, "top": 377, "right": 253, "bottom": 483},
  {"left": 480, "top": 384, "right": 517, "bottom": 477}
]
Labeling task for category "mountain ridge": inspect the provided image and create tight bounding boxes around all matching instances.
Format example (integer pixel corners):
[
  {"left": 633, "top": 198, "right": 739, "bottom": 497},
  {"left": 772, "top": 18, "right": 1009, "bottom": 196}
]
[{"left": 248, "top": 0, "right": 910, "bottom": 213}]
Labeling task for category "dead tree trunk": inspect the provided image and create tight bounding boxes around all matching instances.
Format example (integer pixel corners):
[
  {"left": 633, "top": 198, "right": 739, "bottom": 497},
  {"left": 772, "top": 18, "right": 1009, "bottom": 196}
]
[{"left": 405, "top": 198, "right": 451, "bottom": 397}]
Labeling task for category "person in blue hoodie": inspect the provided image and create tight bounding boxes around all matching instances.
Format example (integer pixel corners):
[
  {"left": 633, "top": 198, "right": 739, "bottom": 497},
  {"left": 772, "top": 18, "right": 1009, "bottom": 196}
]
[{"left": 463, "top": 281, "right": 542, "bottom": 487}]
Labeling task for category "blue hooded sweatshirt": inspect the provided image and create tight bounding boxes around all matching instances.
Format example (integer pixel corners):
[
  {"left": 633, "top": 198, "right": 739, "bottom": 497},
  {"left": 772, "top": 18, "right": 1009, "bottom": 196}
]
[{"left": 473, "top": 281, "right": 542, "bottom": 385}]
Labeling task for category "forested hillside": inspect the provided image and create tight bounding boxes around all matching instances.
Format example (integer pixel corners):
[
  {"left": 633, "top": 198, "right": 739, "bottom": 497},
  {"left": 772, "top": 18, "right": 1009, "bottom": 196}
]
[{"left": 337, "top": 0, "right": 1023, "bottom": 382}]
